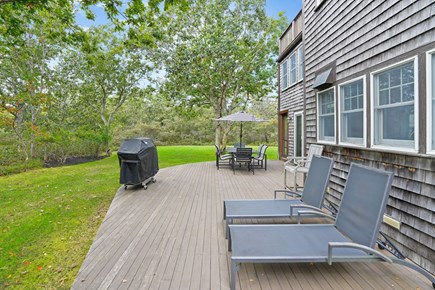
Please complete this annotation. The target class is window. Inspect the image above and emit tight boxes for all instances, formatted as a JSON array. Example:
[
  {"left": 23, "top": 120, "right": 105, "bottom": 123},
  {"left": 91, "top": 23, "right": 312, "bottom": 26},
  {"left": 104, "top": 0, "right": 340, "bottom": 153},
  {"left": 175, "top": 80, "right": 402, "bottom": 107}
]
[
  {"left": 290, "top": 52, "right": 297, "bottom": 85},
  {"left": 281, "top": 60, "right": 288, "bottom": 89},
  {"left": 317, "top": 88, "right": 335, "bottom": 143},
  {"left": 298, "top": 46, "right": 304, "bottom": 81},
  {"left": 427, "top": 51, "right": 435, "bottom": 154},
  {"left": 339, "top": 78, "right": 365, "bottom": 146},
  {"left": 372, "top": 59, "right": 418, "bottom": 151},
  {"left": 281, "top": 45, "right": 303, "bottom": 90}
]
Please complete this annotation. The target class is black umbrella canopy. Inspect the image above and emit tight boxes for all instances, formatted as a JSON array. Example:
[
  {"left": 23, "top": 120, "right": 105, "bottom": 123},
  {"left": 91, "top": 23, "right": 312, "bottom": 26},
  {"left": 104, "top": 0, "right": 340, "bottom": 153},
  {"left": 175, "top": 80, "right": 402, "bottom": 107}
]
[{"left": 216, "top": 111, "right": 264, "bottom": 146}]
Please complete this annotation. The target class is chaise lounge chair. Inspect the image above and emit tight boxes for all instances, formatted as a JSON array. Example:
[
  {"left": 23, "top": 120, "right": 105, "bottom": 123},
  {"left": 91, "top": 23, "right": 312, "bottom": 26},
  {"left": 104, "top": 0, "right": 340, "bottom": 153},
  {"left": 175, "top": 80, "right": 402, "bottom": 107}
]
[
  {"left": 223, "top": 155, "right": 334, "bottom": 250},
  {"left": 228, "top": 163, "right": 435, "bottom": 290}
]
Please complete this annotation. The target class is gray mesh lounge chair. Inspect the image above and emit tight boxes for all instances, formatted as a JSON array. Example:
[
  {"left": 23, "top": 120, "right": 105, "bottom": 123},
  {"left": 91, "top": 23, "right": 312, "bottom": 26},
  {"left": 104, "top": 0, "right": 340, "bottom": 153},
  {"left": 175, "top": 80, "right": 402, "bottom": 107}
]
[
  {"left": 224, "top": 155, "right": 334, "bottom": 250},
  {"left": 228, "top": 163, "right": 435, "bottom": 290}
]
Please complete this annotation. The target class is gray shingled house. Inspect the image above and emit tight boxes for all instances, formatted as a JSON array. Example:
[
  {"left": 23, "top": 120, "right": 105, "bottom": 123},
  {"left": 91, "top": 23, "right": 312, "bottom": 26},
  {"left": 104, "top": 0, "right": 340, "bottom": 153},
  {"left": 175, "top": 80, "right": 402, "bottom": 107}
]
[
  {"left": 278, "top": 11, "right": 304, "bottom": 159},
  {"left": 278, "top": 0, "right": 435, "bottom": 275}
]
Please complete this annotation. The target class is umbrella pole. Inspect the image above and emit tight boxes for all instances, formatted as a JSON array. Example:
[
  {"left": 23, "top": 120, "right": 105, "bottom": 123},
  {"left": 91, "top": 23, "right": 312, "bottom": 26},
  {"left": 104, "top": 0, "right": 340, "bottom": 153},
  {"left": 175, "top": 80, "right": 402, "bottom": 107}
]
[{"left": 240, "top": 122, "right": 243, "bottom": 147}]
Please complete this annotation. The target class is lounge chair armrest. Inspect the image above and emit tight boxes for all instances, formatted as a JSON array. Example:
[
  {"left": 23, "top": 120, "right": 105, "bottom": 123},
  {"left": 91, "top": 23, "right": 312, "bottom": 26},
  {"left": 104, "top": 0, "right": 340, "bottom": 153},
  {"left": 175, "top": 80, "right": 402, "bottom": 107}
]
[
  {"left": 273, "top": 189, "right": 302, "bottom": 199},
  {"left": 296, "top": 210, "right": 335, "bottom": 224},
  {"left": 289, "top": 204, "right": 322, "bottom": 216},
  {"left": 284, "top": 156, "right": 307, "bottom": 166},
  {"left": 327, "top": 242, "right": 393, "bottom": 265}
]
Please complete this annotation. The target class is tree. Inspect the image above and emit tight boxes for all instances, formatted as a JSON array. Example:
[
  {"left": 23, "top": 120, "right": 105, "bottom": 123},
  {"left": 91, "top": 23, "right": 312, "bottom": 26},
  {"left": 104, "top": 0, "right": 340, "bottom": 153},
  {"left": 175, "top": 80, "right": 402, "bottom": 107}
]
[
  {"left": 0, "top": 0, "right": 190, "bottom": 47},
  {"left": 154, "top": 0, "right": 287, "bottom": 147},
  {"left": 111, "top": 87, "right": 217, "bottom": 146},
  {"left": 59, "top": 26, "right": 152, "bottom": 151},
  {"left": 0, "top": 10, "right": 62, "bottom": 161}
]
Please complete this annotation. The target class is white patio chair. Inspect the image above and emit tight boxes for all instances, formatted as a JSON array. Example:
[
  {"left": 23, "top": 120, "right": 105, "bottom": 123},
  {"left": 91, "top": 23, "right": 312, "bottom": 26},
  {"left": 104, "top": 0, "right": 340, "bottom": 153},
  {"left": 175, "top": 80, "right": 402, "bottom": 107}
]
[
  {"left": 284, "top": 144, "right": 324, "bottom": 190},
  {"left": 215, "top": 144, "right": 233, "bottom": 170}
]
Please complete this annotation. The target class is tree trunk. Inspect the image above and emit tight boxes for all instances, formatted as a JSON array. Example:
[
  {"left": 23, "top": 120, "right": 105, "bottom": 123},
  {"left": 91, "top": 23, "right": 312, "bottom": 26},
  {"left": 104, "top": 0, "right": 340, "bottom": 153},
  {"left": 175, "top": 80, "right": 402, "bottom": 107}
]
[{"left": 215, "top": 123, "right": 221, "bottom": 148}]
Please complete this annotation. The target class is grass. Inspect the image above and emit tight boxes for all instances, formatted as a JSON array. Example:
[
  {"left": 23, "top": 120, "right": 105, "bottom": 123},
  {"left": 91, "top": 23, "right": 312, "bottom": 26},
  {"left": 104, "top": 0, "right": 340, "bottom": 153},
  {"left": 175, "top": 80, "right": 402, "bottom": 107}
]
[
  {"left": 0, "top": 159, "right": 44, "bottom": 176},
  {"left": 0, "top": 145, "right": 277, "bottom": 289}
]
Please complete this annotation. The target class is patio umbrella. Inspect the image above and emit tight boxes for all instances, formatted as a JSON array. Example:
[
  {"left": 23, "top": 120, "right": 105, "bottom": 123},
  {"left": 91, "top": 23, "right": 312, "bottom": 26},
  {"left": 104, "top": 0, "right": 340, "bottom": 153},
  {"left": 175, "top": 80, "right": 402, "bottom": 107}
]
[{"left": 216, "top": 111, "right": 264, "bottom": 146}]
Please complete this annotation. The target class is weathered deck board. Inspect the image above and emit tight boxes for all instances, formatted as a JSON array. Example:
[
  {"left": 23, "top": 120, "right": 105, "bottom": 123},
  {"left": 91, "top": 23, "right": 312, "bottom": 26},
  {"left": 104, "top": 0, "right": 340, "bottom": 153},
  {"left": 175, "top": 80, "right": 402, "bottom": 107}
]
[{"left": 72, "top": 161, "right": 433, "bottom": 290}]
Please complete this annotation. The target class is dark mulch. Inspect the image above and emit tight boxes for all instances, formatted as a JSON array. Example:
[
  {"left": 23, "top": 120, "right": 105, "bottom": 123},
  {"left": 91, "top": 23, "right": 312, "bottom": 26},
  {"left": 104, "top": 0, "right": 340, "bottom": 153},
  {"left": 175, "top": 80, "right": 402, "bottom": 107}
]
[{"left": 44, "top": 156, "right": 107, "bottom": 168}]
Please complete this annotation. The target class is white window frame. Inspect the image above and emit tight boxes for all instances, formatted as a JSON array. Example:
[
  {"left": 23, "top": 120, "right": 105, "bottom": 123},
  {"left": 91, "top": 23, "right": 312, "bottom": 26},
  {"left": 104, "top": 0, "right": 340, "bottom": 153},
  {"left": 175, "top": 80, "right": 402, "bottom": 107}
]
[
  {"left": 281, "top": 60, "right": 288, "bottom": 90},
  {"left": 426, "top": 49, "right": 435, "bottom": 155},
  {"left": 317, "top": 87, "right": 336, "bottom": 144},
  {"left": 370, "top": 57, "right": 419, "bottom": 153},
  {"left": 298, "top": 45, "right": 304, "bottom": 82},
  {"left": 289, "top": 52, "right": 297, "bottom": 86},
  {"left": 338, "top": 76, "right": 366, "bottom": 147}
]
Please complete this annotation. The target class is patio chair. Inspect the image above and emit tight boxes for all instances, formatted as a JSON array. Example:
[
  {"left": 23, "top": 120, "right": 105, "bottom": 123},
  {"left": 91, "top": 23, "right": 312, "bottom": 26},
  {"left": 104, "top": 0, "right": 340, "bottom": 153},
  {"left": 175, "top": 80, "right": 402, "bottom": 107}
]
[
  {"left": 214, "top": 144, "right": 233, "bottom": 170},
  {"left": 233, "top": 147, "right": 253, "bottom": 174},
  {"left": 284, "top": 144, "right": 324, "bottom": 190},
  {"left": 255, "top": 144, "right": 264, "bottom": 156},
  {"left": 228, "top": 163, "right": 435, "bottom": 290},
  {"left": 253, "top": 144, "right": 268, "bottom": 170},
  {"left": 224, "top": 155, "right": 333, "bottom": 250}
]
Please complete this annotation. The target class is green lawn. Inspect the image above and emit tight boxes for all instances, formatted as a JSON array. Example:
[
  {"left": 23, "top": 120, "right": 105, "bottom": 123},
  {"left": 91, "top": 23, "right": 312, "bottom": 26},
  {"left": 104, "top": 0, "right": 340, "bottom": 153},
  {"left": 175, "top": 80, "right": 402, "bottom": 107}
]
[{"left": 0, "top": 145, "right": 277, "bottom": 289}]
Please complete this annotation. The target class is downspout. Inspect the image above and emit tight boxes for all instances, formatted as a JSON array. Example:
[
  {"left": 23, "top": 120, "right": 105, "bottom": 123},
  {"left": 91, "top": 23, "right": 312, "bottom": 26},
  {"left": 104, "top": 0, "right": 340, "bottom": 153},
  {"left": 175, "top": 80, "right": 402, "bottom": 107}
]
[
  {"left": 277, "top": 58, "right": 281, "bottom": 159},
  {"left": 301, "top": 0, "right": 307, "bottom": 156}
]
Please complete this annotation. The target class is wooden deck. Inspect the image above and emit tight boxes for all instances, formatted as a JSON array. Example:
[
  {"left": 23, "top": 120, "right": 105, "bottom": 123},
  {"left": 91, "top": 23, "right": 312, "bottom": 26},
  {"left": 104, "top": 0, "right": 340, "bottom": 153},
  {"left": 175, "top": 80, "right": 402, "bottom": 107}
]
[{"left": 72, "top": 161, "right": 433, "bottom": 290}]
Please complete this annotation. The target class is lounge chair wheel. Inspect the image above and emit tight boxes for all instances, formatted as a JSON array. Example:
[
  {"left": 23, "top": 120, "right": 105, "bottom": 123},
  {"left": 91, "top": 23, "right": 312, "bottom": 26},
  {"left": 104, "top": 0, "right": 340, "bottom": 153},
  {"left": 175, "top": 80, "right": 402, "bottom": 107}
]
[
  {"left": 377, "top": 243, "right": 385, "bottom": 250},
  {"left": 144, "top": 185, "right": 148, "bottom": 190},
  {"left": 124, "top": 185, "right": 128, "bottom": 190}
]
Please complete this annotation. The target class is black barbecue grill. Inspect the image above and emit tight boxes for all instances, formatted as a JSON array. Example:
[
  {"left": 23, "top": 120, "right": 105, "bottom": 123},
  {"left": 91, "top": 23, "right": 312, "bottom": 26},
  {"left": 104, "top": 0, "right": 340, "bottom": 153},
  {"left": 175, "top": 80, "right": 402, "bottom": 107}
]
[{"left": 118, "top": 138, "right": 159, "bottom": 190}]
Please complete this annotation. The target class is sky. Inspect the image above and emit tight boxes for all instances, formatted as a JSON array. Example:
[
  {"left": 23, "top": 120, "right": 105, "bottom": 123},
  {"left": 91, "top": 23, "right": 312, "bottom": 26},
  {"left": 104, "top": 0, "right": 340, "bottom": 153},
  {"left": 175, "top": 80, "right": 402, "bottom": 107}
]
[
  {"left": 265, "top": 0, "right": 302, "bottom": 21},
  {"left": 75, "top": 0, "right": 303, "bottom": 28}
]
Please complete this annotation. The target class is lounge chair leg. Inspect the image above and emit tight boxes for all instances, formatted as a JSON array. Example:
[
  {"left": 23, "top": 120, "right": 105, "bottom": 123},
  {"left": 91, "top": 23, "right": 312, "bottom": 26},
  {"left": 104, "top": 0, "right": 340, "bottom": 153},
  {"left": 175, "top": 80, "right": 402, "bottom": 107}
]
[
  {"left": 223, "top": 202, "right": 226, "bottom": 220},
  {"left": 284, "top": 169, "right": 289, "bottom": 189},
  {"left": 230, "top": 260, "right": 239, "bottom": 290},
  {"left": 293, "top": 172, "right": 297, "bottom": 191},
  {"left": 225, "top": 218, "right": 231, "bottom": 239},
  {"left": 390, "top": 258, "right": 435, "bottom": 288},
  {"left": 228, "top": 231, "right": 232, "bottom": 251}
]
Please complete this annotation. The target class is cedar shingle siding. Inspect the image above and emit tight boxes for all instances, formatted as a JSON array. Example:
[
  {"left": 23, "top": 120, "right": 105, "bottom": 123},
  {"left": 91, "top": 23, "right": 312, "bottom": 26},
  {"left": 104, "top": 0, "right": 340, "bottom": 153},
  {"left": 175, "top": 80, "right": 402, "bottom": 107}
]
[
  {"left": 278, "top": 13, "right": 304, "bottom": 158},
  {"left": 280, "top": 82, "right": 304, "bottom": 157},
  {"left": 290, "top": 0, "right": 435, "bottom": 274}
]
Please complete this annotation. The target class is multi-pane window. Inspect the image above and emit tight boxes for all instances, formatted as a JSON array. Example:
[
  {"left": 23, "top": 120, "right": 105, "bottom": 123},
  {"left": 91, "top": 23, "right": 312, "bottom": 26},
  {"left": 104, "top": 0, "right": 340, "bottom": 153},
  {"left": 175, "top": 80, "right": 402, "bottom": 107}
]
[
  {"left": 318, "top": 88, "right": 335, "bottom": 142},
  {"left": 340, "top": 78, "right": 364, "bottom": 145},
  {"left": 280, "top": 45, "right": 303, "bottom": 91},
  {"left": 372, "top": 61, "right": 416, "bottom": 149},
  {"left": 290, "top": 52, "right": 297, "bottom": 85},
  {"left": 281, "top": 60, "right": 288, "bottom": 89},
  {"left": 298, "top": 46, "right": 304, "bottom": 81}
]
